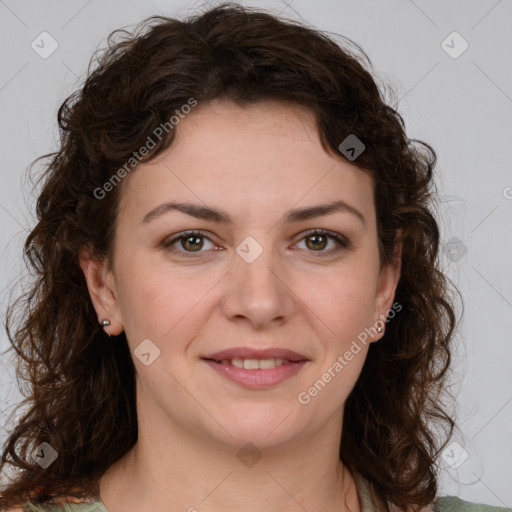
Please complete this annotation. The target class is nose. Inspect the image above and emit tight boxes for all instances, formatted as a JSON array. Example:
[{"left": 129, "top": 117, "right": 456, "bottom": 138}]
[{"left": 220, "top": 247, "right": 296, "bottom": 329}]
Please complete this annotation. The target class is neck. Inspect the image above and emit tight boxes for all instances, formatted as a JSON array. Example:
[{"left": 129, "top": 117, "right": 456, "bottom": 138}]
[{"left": 98, "top": 416, "right": 361, "bottom": 512}]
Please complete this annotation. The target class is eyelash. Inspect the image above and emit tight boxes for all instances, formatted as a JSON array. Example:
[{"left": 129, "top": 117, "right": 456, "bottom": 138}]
[{"left": 162, "top": 229, "right": 350, "bottom": 258}]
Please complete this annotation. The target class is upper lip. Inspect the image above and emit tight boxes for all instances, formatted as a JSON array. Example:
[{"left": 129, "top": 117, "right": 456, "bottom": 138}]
[{"left": 202, "top": 347, "right": 309, "bottom": 362}]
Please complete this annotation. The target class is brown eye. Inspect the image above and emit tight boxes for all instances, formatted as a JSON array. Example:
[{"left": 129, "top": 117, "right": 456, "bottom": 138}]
[
  {"left": 181, "top": 234, "right": 204, "bottom": 252},
  {"left": 294, "top": 229, "right": 350, "bottom": 256},
  {"left": 163, "top": 231, "right": 217, "bottom": 257},
  {"left": 305, "top": 234, "right": 328, "bottom": 250}
]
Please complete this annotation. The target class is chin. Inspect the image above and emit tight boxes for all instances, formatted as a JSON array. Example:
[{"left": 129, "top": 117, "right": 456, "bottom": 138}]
[{"left": 210, "top": 403, "right": 303, "bottom": 448}]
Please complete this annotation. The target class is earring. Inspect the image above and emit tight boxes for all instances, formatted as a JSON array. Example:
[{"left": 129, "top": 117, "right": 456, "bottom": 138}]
[
  {"left": 101, "top": 320, "right": 110, "bottom": 327},
  {"left": 377, "top": 326, "right": 383, "bottom": 333}
]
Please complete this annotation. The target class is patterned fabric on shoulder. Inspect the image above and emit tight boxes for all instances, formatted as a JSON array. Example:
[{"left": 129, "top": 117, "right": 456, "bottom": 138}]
[
  {"left": 435, "top": 496, "right": 512, "bottom": 512},
  {"left": 23, "top": 500, "right": 108, "bottom": 512}
]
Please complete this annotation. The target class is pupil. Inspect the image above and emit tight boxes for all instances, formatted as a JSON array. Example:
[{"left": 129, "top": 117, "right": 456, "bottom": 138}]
[
  {"left": 308, "top": 234, "right": 326, "bottom": 250},
  {"left": 184, "top": 236, "right": 202, "bottom": 251}
]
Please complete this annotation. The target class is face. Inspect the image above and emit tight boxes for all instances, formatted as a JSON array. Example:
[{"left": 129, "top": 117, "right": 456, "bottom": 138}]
[{"left": 81, "top": 99, "right": 400, "bottom": 451}]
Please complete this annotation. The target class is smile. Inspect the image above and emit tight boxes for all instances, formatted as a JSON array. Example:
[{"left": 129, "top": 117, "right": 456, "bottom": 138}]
[
  {"left": 202, "top": 358, "right": 308, "bottom": 389},
  {"left": 217, "top": 357, "right": 289, "bottom": 369}
]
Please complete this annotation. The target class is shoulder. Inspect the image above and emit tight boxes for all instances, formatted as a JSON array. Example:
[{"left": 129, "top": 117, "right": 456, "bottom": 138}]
[{"left": 435, "top": 496, "right": 512, "bottom": 512}]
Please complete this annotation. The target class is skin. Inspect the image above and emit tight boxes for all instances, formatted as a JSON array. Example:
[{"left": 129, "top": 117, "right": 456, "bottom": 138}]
[{"left": 80, "top": 99, "right": 401, "bottom": 512}]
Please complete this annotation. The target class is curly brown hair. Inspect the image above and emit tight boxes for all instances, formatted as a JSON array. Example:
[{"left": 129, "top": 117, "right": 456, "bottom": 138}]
[{"left": 0, "top": 3, "right": 458, "bottom": 510}]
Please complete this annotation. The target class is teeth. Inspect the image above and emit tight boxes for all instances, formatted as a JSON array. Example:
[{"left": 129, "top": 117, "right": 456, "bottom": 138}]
[
  {"left": 244, "top": 359, "right": 260, "bottom": 369},
  {"left": 225, "top": 358, "right": 288, "bottom": 369},
  {"left": 258, "top": 358, "right": 277, "bottom": 369}
]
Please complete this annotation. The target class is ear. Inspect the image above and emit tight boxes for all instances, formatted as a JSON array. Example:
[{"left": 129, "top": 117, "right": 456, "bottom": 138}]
[
  {"left": 372, "top": 237, "right": 402, "bottom": 341},
  {"left": 79, "top": 244, "right": 124, "bottom": 336}
]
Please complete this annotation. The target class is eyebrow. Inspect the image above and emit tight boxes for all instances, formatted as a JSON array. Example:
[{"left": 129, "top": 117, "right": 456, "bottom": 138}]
[{"left": 141, "top": 200, "right": 366, "bottom": 225}]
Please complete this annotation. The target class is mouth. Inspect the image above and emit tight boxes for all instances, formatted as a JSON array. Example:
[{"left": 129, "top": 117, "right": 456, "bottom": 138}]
[
  {"left": 202, "top": 357, "right": 301, "bottom": 369},
  {"left": 201, "top": 347, "right": 309, "bottom": 389},
  {"left": 202, "top": 346, "right": 309, "bottom": 363}
]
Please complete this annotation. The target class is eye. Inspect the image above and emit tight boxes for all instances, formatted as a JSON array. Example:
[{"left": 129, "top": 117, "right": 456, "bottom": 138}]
[
  {"left": 163, "top": 231, "right": 218, "bottom": 257},
  {"left": 293, "top": 229, "right": 350, "bottom": 255},
  {"left": 162, "top": 229, "right": 350, "bottom": 258}
]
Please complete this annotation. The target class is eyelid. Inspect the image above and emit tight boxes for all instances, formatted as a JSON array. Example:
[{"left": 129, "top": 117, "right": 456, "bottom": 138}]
[
  {"left": 297, "top": 228, "right": 348, "bottom": 242},
  {"left": 292, "top": 228, "right": 350, "bottom": 255},
  {"left": 162, "top": 230, "right": 219, "bottom": 258}
]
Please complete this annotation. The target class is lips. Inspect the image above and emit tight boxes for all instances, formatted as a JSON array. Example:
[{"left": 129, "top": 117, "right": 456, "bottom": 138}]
[
  {"left": 201, "top": 347, "right": 309, "bottom": 389},
  {"left": 202, "top": 347, "right": 309, "bottom": 363},
  {"left": 203, "top": 360, "right": 307, "bottom": 389}
]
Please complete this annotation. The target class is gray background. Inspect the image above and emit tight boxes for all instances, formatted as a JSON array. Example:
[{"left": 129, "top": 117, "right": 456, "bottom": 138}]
[{"left": 0, "top": 0, "right": 511, "bottom": 506}]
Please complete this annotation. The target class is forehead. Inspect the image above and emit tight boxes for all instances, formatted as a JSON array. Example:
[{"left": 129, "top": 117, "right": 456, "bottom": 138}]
[
  {"left": 118, "top": 99, "right": 375, "bottom": 225},
  {"left": 174, "top": 98, "right": 327, "bottom": 157}
]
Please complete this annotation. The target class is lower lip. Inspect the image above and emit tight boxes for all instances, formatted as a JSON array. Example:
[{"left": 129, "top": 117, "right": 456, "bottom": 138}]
[{"left": 203, "top": 359, "right": 308, "bottom": 389}]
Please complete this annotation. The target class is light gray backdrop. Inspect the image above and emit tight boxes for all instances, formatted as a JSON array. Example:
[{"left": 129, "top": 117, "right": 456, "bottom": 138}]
[{"left": 0, "top": 0, "right": 511, "bottom": 506}]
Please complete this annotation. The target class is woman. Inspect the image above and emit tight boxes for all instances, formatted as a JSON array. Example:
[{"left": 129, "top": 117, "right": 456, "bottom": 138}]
[{"left": 0, "top": 3, "right": 508, "bottom": 512}]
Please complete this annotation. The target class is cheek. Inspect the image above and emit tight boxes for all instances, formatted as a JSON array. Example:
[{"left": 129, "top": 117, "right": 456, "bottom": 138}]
[
  {"left": 296, "top": 273, "right": 377, "bottom": 409},
  {"left": 115, "top": 255, "right": 216, "bottom": 345},
  {"left": 303, "top": 261, "right": 379, "bottom": 333},
  {"left": 322, "top": 289, "right": 377, "bottom": 354}
]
